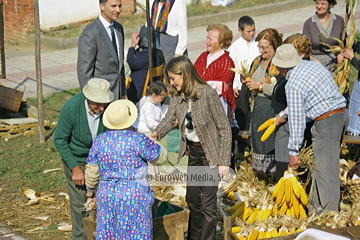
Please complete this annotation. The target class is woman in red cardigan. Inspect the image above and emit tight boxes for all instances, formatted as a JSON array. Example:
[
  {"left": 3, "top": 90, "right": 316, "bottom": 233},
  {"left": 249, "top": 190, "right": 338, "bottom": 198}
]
[{"left": 194, "top": 24, "right": 235, "bottom": 121}]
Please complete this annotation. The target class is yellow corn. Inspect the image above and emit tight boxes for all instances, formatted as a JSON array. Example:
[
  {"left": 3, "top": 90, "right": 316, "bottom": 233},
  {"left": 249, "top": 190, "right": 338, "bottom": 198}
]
[
  {"left": 275, "top": 180, "right": 285, "bottom": 205},
  {"left": 271, "top": 229, "right": 279, "bottom": 237},
  {"left": 292, "top": 192, "right": 300, "bottom": 217},
  {"left": 258, "top": 230, "right": 266, "bottom": 240},
  {"left": 249, "top": 228, "right": 259, "bottom": 240},
  {"left": 257, "top": 208, "right": 265, "bottom": 221},
  {"left": 290, "top": 205, "right": 296, "bottom": 218},
  {"left": 285, "top": 207, "right": 291, "bottom": 216},
  {"left": 272, "top": 176, "right": 284, "bottom": 198},
  {"left": 271, "top": 203, "right": 277, "bottom": 217},
  {"left": 241, "top": 205, "right": 252, "bottom": 221},
  {"left": 299, "top": 204, "right": 307, "bottom": 220},
  {"left": 246, "top": 209, "right": 259, "bottom": 223},
  {"left": 257, "top": 117, "right": 275, "bottom": 131},
  {"left": 260, "top": 123, "right": 276, "bottom": 142},
  {"left": 231, "top": 202, "right": 245, "bottom": 221},
  {"left": 290, "top": 175, "right": 300, "bottom": 198},
  {"left": 232, "top": 227, "right": 241, "bottom": 233},
  {"left": 228, "top": 201, "right": 245, "bottom": 214},
  {"left": 262, "top": 204, "right": 273, "bottom": 220},
  {"left": 228, "top": 191, "right": 237, "bottom": 201},
  {"left": 284, "top": 178, "right": 291, "bottom": 204},
  {"left": 237, "top": 236, "right": 247, "bottom": 240},
  {"left": 299, "top": 184, "right": 308, "bottom": 205},
  {"left": 278, "top": 201, "right": 287, "bottom": 215},
  {"left": 265, "top": 230, "right": 272, "bottom": 239},
  {"left": 279, "top": 226, "right": 288, "bottom": 236}
]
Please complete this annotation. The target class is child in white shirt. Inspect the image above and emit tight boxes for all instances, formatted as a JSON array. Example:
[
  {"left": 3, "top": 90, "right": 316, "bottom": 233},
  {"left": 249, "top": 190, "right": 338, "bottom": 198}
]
[{"left": 135, "top": 81, "right": 168, "bottom": 133}]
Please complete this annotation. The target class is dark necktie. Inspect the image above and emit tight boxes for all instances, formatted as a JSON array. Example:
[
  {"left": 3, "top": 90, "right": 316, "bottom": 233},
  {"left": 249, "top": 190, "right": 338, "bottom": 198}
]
[{"left": 109, "top": 25, "right": 118, "bottom": 58}]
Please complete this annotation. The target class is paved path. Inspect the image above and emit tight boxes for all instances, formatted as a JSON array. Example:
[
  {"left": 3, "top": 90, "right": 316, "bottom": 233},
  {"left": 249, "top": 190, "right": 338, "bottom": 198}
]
[{"left": 2, "top": 0, "right": 360, "bottom": 99}]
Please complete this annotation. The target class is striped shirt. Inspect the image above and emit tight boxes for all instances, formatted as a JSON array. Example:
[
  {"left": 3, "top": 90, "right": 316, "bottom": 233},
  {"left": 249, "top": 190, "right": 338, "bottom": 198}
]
[{"left": 285, "top": 60, "right": 346, "bottom": 156}]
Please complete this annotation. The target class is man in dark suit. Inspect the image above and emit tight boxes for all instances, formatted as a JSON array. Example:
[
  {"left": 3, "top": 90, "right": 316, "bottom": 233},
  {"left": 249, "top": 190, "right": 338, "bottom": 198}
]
[{"left": 77, "top": 0, "right": 126, "bottom": 100}]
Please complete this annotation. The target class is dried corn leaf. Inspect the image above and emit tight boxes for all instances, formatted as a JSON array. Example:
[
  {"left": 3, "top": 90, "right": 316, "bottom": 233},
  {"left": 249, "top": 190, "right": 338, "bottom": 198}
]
[
  {"left": 319, "top": 33, "right": 344, "bottom": 54},
  {"left": 43, "top": 168, "right": 61, "bottom": 173},
  {"left": 21, "top": 187, "right": 41, "bottom": 200}
]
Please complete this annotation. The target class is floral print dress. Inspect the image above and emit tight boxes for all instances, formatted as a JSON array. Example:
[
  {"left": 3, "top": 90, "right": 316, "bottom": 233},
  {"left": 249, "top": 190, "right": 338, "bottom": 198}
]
[{"left": 87, "top": 129, "right": 161, "bottom": 240}]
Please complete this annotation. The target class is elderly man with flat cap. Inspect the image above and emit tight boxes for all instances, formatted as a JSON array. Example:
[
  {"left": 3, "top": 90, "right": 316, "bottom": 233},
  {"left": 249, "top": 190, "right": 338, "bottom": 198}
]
[
  {"left": 272, "top": 44, "right": 349, "bottom": 214},
  {"left": 54, "top": 78, "right": 114, "bottom": 239}
]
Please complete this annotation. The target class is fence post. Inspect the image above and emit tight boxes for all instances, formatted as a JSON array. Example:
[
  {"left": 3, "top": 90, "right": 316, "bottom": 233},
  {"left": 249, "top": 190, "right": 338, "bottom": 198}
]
[{"left": 0, "top": 0, "right": 6, "bottom": 79}]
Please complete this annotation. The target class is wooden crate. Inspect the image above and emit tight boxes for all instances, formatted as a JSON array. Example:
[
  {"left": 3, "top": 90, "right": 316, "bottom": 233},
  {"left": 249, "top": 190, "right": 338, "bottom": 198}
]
[
  {"left": 83, "top": 199, "right": 189, "bottom": 240},
  {"left": 0, "top": 84, "right": 24, "bottom": 112}
]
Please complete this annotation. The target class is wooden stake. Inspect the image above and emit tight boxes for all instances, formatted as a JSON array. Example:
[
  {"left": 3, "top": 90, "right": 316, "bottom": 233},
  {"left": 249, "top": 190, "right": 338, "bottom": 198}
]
[{"left": 34, "top": 0, "right": 45, "bottom": 143}]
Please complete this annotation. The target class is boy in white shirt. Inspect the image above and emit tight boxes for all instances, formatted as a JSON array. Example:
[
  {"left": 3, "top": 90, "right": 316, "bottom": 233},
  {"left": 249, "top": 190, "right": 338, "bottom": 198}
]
[{"left": 228, "top": 16, "right": 260, "bottom": 157}]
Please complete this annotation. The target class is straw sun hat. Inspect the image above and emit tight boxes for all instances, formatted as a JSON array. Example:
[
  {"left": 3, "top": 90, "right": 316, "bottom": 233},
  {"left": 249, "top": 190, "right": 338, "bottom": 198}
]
[
  {"left": 272, "top": 44, "right": 302, "bottom": 68},
  {"left": 103, "top": 100, "right": 138, "bottom": 130},
  {"left": 83, "top": 78, "right": 114, "bottom": 103}
]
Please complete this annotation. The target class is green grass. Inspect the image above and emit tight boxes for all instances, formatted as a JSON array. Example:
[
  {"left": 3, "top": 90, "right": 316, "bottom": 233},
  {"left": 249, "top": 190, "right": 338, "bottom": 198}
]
[
  {"left": 42, "top": 0, "right": 284, "bottom": 38},
  {"left": 0, "top": 89, "right": 79, "bottom": 240}
]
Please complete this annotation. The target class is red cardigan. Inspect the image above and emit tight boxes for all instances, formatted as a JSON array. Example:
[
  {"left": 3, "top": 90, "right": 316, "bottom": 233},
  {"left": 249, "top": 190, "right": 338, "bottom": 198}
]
[{"left": 194, "top": 51, "right": 236, "bottom": 110}]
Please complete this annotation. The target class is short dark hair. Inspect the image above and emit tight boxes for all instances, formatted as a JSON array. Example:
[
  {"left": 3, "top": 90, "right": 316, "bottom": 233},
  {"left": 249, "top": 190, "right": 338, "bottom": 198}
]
[
  {"left": 99, "top": 0, "right": 107, "bottom": 4},
  {"left": 238, "top": 16, "right": 255, "bottom": 31}
]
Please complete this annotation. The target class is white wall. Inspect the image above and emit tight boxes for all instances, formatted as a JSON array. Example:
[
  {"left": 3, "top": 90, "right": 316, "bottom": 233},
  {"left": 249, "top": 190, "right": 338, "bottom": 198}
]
[{"left": 39, "top": 0, "right": 99, "bottom": 30}]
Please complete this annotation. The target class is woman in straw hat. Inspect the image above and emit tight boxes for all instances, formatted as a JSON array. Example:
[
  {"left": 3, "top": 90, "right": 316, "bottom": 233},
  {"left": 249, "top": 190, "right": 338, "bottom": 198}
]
[
  {"left": 85, "top": 99, "right": 166, "bottom": 239},
  {"left": 152, "top": 56, "right": 232, "bottom": 240}
]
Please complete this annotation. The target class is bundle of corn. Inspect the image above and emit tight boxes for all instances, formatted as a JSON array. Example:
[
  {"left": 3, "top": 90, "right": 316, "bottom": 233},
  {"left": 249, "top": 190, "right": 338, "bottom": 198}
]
[
  {"left": 230, "top": 60, "right": 250, "bottom": 77},
  {"left": 257, "top": 118, "right": 276, "bottom": 142},
  {"left": 232, "top": 215, "right": 308, "bottom": 239},
  {"left": 332, "top": 0, "right": 358, "bottom": 94},
  {"left": 272, "top": 169, "right": 308, "bottom": 220}
]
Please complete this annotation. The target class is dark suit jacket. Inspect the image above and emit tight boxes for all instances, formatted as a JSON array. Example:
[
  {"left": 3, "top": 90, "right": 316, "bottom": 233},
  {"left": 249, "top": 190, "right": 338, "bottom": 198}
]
[
  {"left": 126, "top": 47, "right": 165, "bottom": 103},
  {"left": 77, "top": 17, "right": 125, "bottom": 100}
]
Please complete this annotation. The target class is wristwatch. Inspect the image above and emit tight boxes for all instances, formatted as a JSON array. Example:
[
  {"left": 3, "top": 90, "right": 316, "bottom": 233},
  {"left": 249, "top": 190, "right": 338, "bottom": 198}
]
[{"left": 259, "top": 83, "right": 264, "bottom": 91}]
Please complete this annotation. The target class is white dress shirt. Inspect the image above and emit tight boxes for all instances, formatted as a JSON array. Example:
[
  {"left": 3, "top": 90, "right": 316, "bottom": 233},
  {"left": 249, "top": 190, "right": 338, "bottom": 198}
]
[
  {"left": 99, "top": 14, "right": 119, "bottom": 60},
  {"left": 228, "top": 36, "right": 260, "bottom": 90}
]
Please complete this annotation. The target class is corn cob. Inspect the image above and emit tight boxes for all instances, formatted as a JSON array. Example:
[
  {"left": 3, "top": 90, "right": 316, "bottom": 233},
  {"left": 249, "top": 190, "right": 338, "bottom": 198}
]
[
  {"left": 271, "top": 228, "right": 279, "bottom": 237},
  {"left": 292, "top": 192, "right": 300, "bottom": 217},
  {"left": 278, "top": 201, "right": 287, "bottom": 215},
  {"left": 241, "top": 205, "right": 253, "bottom": 221},
  {"left": 265, "top": 230, "right": 272, "bottom": 239},
  {"left": 246, "top": 208, "right": 259, "bottom": 223},
  {"left": 257, "top": 118, "right": 275, "bottom": 131},
  {"left": 297, "top": 223, "right": 307, "bottom": 232},
  {"left": 299, "top": 204, "right": 307, "bottom": 220},
  {"left": 262, "top": 203, "right": 273, "bottom": 220},
  {"left": 231, "top": 202, "right": 246, "bottom": 221},
  {"left": 237, "top": 235, "right": 247, "bottom": 240},
  {"left": 290, "top": 175, "right": 300, "bottom": 198},
  {"left": 228, "top": 201, "right": 245, "bottom": 214},
  {"left": 249, "top": 227, "right": 259, "bottom": 240},
  {"left": 228, "top": 191, "right": 237, "bottom": 201},
  {"left": 272, "top": 176, "right": 284, "bottom": 198},
  {"left": 284, "top": 177, "right": 292, "bottom": 204},
  {"left": 260, "top": 123, "right": 276, "bottom": 142},
  {"left": 258, "top": 227, "right": 266, "bottom": 239},
  {"left": 279, "top": 226, "right": 288, "bottom": 236},
  {"left": 276, "top": 180, "right": 285, "bottom": 205},
  {"left": 299, "top": 184, "right": 308, "bottom": 205},
  {"left": 232, "top": 227, "right": 241, "bottom": 233}
]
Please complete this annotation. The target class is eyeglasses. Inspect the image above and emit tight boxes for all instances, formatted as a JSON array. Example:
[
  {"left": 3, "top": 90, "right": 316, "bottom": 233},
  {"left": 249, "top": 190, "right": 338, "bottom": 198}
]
[
  {"left": 258, "top": 45, "right": 271, "bottom": 51},
  {"left": 185, "top": 112, "right": 193, "bottom": 130}
]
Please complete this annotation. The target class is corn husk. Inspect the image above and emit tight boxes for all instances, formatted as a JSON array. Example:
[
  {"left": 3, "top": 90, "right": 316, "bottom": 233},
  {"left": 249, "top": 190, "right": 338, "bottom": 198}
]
[{"left": 333, "top": 0, "right": 358, "bottom": 94}]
